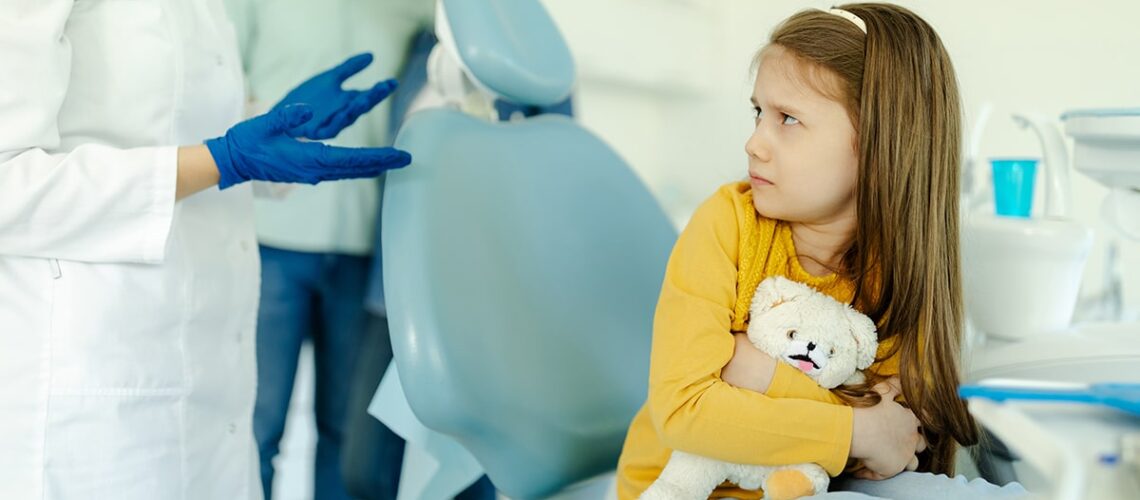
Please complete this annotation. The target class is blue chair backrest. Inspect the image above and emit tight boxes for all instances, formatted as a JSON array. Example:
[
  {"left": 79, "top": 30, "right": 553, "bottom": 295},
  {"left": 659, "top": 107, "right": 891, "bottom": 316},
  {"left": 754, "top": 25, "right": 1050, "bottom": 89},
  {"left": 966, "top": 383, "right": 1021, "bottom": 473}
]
[{"left": 381, "top": 106, "right": 676, "bottom": 498}]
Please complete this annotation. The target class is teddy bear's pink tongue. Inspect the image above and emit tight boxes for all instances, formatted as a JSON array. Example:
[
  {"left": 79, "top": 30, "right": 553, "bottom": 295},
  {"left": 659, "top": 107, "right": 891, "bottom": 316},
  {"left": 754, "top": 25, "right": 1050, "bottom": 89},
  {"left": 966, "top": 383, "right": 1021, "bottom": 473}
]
[{"left": 797, "top": 360, "right": 814, "bottom": 372}]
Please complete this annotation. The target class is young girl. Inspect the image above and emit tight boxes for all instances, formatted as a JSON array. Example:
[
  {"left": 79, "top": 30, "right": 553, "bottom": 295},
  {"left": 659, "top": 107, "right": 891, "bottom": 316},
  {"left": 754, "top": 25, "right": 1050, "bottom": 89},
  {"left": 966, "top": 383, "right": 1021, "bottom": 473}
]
[{"left": 616, "top": 4, "right": 1028, "bottom": 499}]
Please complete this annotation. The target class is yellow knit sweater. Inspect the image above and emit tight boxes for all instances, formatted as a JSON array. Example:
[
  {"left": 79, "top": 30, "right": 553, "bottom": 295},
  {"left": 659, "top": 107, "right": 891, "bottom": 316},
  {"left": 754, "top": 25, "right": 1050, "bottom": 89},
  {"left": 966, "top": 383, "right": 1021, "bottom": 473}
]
[{"left": 615, "top": 182, "right": 900, "bottom": 499}]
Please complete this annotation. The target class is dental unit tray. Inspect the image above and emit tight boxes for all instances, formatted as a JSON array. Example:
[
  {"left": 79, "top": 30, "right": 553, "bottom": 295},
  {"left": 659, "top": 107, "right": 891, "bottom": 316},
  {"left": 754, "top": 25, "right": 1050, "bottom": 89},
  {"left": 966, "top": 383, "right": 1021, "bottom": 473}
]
[
  {"left": 1061, "top": 107, "right": 1140, "bottom": 190},
  {"left": 959, "top": 379, "right": 1140, "bottom": 416}
]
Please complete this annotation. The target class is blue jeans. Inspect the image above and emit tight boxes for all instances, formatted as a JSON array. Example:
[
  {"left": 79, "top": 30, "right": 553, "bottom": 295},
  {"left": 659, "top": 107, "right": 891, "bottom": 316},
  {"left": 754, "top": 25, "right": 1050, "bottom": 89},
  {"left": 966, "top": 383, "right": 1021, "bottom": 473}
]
[
  {"left": 254, "top": 246, "right": 372, "bottom": 500},
  {"left": 341, "top": 313, "right": 497, "bottom": 499}
]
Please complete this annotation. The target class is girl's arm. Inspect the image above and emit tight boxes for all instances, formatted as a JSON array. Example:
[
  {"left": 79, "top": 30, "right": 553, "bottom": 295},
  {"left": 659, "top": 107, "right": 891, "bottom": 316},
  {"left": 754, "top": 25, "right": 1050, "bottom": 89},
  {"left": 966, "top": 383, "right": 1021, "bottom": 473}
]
[
  {"left": 646, "top": 186, "right": 853, "bottom": 476},
  {"left": 722, "top": 332, "right": 845, "bottom": 403},
  {"left": 720, "top": 332, "right": 778, "bottom": 392}
]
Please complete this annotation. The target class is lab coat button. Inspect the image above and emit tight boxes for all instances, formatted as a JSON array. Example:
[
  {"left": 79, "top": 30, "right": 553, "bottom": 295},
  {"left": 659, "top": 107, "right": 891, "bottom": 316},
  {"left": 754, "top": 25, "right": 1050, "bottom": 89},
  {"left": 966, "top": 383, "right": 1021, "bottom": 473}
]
[
  {"left": 228, "top": 423, "right": 237, "bottom": 434},
  {"left": 239, "top": 240, "right": 250, "bottom": 252}
]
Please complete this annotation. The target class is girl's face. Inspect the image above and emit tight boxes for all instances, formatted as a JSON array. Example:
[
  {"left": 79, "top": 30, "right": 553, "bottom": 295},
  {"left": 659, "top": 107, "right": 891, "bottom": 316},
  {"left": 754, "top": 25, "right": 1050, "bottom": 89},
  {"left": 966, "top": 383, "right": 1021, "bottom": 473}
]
[{"left": 746, "top": 46, "right": 859, "bottom": 225}]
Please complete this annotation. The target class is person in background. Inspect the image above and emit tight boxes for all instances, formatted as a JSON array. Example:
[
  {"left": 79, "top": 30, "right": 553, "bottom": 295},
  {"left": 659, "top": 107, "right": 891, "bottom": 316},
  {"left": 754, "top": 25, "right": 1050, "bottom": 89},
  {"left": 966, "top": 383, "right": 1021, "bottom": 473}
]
[{"left": 226, "top": 1, "right": 495, "bottom": 498}]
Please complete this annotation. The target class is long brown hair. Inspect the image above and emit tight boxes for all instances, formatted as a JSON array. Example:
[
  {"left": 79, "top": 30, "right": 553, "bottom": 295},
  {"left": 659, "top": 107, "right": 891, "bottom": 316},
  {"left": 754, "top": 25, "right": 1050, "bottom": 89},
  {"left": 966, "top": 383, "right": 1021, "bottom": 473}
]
[{"left": 759, "top": 3, "right": 979, "bottom": 474}]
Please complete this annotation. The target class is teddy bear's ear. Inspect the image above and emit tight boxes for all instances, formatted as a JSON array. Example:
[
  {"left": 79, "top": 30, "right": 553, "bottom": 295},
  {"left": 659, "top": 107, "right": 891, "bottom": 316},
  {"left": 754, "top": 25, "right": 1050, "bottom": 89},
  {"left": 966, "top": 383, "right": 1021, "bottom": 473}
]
[
  {"left": 750, "top": 276, "right": 812, "bottom": 316},
  {"left": 846, "top": 308, "right": 879, "bottom": 369}
]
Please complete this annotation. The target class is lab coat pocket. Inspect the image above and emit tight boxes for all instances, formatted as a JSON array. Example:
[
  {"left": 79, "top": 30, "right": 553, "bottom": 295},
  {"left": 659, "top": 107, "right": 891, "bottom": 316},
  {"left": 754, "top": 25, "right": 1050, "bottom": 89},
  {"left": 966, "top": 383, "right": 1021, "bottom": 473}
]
[
  {"left": 44, "top": 392, "right": 184, "bottom": 499},
  {"left": 49, "top": 258, "right": 187, "bottom": 391}
]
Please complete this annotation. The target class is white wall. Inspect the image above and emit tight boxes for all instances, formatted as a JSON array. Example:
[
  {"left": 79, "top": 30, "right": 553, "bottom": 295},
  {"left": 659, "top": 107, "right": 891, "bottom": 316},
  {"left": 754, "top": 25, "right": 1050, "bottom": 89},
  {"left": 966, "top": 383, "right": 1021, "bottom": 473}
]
[{"left": 544, "top": 0, "right": 1140, "bottom": 317}]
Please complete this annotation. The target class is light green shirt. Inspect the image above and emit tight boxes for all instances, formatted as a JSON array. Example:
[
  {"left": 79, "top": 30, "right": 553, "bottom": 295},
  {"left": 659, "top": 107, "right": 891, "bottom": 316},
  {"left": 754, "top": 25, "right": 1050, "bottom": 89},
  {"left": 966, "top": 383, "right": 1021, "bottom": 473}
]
[{"left": 226, "top": 0, "right": 433, "bottom": 255}]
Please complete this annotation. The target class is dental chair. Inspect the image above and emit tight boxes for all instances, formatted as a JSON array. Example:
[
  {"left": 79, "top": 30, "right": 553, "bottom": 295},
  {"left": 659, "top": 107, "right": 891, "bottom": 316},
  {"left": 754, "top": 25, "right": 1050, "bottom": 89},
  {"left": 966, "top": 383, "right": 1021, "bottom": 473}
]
[{"left": 379, "top": 0, "right": 678, "bottom": 498}]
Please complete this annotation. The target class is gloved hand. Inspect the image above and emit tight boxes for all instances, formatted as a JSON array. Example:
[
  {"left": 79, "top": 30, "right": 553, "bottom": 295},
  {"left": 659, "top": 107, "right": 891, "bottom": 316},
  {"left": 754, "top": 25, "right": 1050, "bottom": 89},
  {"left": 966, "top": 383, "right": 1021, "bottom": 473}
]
[
  {"left": 272, "top": 52, "right": 396, "bottom": 140},
  {"left": 205, "top": 104, "right": 411, "bottom": 189}
]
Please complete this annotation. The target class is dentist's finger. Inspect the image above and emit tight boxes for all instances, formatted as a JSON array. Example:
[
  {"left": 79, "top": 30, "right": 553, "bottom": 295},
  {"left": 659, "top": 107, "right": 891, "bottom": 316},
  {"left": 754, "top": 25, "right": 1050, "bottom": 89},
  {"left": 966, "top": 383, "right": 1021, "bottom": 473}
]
[{"left": 331, "top": 52, "right": 374, "bottom": 84}]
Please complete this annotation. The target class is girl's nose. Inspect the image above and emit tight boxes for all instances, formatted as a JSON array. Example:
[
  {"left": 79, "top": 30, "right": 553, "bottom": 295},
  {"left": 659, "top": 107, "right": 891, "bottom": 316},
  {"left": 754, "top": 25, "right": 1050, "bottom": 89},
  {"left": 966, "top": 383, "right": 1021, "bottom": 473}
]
[{"left": 745, "top": 127, "right": 771, "bottom": 162}]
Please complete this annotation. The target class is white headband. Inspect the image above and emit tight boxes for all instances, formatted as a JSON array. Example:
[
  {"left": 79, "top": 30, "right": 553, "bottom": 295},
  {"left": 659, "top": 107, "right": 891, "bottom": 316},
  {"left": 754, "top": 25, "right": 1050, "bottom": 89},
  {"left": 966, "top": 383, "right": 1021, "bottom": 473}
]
[{"left": 825, "top": 8, "right": 867, "bottom": 34}]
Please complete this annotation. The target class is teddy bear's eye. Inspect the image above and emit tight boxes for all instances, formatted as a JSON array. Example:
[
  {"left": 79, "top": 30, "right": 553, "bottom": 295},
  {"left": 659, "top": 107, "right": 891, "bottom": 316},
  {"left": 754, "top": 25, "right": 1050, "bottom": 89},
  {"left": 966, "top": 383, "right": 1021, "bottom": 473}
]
[
  {"left": 829, "top": 348, "right": 836, "bottom": 356},
  {"left": 786, "top": 329, "right": 796, "bottom": 339}
]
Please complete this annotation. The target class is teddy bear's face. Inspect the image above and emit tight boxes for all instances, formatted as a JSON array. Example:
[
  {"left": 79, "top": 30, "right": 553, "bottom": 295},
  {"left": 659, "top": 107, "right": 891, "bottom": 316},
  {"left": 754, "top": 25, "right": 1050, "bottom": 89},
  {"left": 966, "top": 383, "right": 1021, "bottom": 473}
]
[{"left": 747, "top": 276, "right": 878, "bottom": 389}]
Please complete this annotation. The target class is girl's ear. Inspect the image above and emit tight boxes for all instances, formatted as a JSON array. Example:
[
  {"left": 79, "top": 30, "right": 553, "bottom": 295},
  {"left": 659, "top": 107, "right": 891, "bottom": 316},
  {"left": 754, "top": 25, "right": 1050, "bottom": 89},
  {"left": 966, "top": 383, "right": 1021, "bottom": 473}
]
[
  {"left": 751, "top": 276, "right": 812, "bottom": 316},
  {"left": 846, "top": 308, "right": 879, "bottom": 368}
]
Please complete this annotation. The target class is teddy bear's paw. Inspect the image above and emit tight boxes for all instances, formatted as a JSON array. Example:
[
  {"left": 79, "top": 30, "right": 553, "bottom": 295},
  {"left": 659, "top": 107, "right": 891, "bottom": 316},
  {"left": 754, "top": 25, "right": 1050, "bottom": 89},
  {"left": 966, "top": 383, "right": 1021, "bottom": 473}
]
[
  {"left": 763, "top": 469, "right": 815, "bottom": 500},
  {"left": 638, "top": 481, "right": 690, "bottom": 500},
  {"left": 726, "top": 464, "right": 765, "bottom": 490},
  {"left": 737, "top": 478, "right": 762, "bottom": 490}
]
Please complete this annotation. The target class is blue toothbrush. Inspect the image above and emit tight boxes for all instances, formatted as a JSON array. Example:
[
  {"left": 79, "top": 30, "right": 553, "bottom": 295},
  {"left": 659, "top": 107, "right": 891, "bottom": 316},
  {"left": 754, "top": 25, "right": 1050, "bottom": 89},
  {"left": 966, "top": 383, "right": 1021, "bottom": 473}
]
[{"left": 959, "top": 380, "right": 1140, "bottom": 416}]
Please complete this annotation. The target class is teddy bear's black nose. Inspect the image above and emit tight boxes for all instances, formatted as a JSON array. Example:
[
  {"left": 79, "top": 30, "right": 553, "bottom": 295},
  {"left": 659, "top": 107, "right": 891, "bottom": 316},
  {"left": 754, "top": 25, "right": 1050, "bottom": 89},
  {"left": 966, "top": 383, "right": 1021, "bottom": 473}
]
[{"left": 807, "top": 342, "right": 816, "bottom": 351}]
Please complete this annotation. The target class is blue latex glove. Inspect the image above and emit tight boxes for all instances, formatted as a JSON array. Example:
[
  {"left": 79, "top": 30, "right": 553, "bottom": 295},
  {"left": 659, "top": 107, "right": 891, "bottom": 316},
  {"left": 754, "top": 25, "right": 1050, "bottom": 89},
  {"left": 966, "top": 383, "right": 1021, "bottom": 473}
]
[
  {"left": 205, "top": 104, "right": 411, "bottom": 189},
  {"left": 273, "top": 52, "right": 396, "bottom": 140}
]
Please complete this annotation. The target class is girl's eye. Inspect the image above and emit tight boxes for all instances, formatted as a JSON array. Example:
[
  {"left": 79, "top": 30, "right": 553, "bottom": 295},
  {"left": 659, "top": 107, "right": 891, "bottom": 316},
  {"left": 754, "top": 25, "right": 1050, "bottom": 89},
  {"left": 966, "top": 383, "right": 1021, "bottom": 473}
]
[{"left": 753, "top": 106, "right": 799, "bottom": 126}]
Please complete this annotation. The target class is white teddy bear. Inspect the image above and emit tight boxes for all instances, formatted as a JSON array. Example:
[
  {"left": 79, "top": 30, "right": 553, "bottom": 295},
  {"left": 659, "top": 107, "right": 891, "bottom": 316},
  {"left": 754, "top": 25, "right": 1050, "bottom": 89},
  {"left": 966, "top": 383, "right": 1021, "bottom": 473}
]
[{"left": 640, "top": 275, "right": 878, "bottom": 500}]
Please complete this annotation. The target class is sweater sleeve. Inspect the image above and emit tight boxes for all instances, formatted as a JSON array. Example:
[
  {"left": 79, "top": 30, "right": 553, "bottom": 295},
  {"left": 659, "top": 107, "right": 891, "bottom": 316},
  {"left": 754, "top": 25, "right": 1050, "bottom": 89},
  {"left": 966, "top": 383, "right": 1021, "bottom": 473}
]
[
  {"left": 765, "top": 362, "right": 846, "bottom": 404},
  {"left": 646, "top": 186, "right": 853, "bottom": 476}
]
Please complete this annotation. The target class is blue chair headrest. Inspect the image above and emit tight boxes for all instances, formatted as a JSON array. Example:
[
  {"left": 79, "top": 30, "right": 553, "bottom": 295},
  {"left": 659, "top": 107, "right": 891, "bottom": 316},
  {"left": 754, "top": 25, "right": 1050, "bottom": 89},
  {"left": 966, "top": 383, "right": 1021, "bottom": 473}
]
[{"left": 435, "top": 0, "right": 576, "bottom": 107}]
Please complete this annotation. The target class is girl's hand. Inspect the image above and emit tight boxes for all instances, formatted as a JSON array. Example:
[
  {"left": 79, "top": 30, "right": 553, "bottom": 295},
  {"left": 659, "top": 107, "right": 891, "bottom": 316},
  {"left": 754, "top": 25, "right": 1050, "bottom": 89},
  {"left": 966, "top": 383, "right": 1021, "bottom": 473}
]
[
  {"left": 720, "top": 332, "right": 778, "bottom": 393},
  {"left": 849, "top": 377, "right": 926, "bottom": 480}
]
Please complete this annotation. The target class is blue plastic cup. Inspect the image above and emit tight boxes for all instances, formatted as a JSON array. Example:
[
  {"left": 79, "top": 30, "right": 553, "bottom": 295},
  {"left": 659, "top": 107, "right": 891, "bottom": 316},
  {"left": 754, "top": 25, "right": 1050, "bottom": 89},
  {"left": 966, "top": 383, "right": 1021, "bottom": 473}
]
[{"left": 990, "top": 158, "right": 1038, "bottom": 218}]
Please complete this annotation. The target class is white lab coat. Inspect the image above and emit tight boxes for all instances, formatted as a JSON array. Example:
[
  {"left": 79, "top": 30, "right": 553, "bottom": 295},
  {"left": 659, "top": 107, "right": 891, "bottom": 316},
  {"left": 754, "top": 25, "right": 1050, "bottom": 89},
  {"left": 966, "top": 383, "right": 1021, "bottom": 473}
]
[{"left": 0, "top": 1, "right": 261, "bottom": 498}]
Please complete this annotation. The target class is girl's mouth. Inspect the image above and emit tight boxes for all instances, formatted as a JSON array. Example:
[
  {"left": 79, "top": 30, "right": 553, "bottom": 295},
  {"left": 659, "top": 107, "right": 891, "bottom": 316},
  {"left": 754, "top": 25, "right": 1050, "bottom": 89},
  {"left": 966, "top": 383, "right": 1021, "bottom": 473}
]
[{"left": 750, "top": 174, "right": 773, "bottom": 186}]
